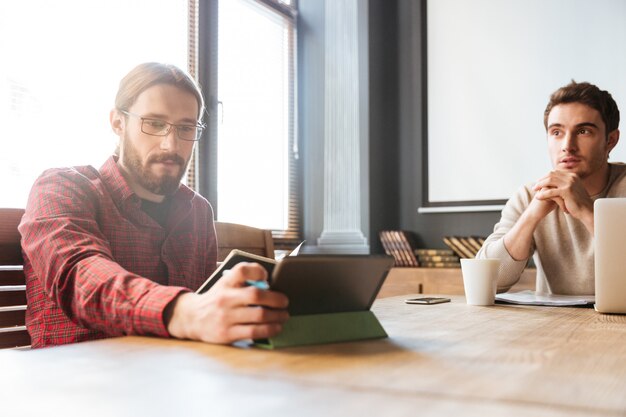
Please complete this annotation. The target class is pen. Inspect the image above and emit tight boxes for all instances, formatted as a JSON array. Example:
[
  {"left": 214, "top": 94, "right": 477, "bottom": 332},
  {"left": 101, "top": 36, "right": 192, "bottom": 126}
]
[{"left": 245, "top": 280, "right": 270, "bottom": 290}]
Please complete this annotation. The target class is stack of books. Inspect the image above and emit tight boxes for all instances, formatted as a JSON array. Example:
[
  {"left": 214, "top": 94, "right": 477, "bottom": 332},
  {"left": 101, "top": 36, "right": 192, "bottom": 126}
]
[
  {"left": 379, "top": 230, "right": 419, "bottom": 267},
  {"left": 379, "top": 232, "right": 487, "bottom": 268},
  {"left": 442, "top": 236, "right": 485, "bottom": 259},
  {"left": 414, "top": 248, "right": 460, "bottom": 268}
]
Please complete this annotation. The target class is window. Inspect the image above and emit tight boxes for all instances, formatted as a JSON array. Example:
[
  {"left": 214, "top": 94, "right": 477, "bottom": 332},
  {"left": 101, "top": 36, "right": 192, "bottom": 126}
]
[
  {"left": 206, "top": 0, "right": 300, "bottom": 244},
  {"left": 0, "top": 1, "right": 190, "bottom": 208}
]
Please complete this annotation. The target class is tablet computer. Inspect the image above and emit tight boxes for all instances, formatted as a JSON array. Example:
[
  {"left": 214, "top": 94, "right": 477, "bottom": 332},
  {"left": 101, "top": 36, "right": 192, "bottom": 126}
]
[{"left": 269, "top": 255, "right": 394, "bottom": 315}]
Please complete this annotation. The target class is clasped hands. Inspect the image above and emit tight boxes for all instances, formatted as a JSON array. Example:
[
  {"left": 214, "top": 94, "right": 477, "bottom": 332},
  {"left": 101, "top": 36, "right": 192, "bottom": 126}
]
[
  {"left": 166, "top": 262, "right": 289, "bottom": 344},
  {"left": 530, "top": 170, "right": 594, "bottom": 232}
]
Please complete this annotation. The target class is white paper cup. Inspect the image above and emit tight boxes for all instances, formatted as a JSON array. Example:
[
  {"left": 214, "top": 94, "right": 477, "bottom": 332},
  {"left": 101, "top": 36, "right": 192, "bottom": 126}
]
[{"left": 460, "top": 258, "right": 500, "bottom": 306}]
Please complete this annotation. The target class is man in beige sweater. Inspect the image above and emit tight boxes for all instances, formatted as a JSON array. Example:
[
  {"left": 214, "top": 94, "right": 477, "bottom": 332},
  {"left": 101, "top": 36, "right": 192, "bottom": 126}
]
[{"left": 477, "top": 81, "right": 626, "bottom": 295}]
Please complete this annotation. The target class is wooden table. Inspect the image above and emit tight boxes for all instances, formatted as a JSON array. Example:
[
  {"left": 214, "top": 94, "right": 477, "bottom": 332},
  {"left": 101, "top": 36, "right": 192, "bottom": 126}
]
[{"left": 2, "top": 296, "right": 625, "bottom": 417}]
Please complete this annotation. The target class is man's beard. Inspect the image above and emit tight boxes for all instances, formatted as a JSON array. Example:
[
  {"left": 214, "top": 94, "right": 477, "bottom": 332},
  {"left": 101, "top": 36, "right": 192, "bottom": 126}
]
[{"left": 121, "top": 132, "right": 189, "bottom": 196}]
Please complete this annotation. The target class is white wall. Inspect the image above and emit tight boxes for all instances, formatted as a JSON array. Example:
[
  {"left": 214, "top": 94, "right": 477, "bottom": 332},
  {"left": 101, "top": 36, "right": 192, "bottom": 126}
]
[{"left": 427, "top": 0, "right": 626, "bottom": 204}]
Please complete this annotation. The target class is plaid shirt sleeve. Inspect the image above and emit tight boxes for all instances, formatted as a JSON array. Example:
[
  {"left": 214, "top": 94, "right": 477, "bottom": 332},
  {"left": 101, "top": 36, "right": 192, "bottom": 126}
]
[{"left": 19, "top": 168, "right": 188, "bottom": 338}]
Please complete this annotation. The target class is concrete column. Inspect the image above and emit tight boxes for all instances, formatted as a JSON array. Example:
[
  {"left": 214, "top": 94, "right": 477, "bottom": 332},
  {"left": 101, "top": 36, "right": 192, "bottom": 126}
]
[{"left": 315, "top": 0, "right": 369, "bottom": 254}]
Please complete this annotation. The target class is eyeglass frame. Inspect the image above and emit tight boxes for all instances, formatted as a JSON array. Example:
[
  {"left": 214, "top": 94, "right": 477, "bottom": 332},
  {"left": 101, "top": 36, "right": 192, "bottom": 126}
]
[{"left": 118, "top": 109, "right": 206, "bottom": 142}]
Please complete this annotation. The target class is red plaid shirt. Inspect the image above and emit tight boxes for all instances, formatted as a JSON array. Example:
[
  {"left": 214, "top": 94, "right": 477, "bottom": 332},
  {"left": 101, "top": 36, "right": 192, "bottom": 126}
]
[{"left": 19, "top": 156, "right": 217, "bottom": 348}]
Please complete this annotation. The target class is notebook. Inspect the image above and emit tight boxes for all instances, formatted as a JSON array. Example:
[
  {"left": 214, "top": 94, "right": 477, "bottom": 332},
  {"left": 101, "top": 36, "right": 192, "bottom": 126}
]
[{"left": 594, "top": 198, "right": 626, "bottom": 314}]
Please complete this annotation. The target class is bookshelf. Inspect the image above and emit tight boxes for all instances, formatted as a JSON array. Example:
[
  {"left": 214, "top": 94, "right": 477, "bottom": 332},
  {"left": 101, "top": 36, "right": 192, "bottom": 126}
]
[{"left": 377, "top": 268, "right": 536, "bottom": 299}]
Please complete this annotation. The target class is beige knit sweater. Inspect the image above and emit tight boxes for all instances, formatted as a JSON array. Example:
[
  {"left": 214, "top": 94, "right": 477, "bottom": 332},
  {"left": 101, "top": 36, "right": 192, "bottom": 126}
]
[{"left": 477, "top": 163, "right": 626, "bottom": 295}]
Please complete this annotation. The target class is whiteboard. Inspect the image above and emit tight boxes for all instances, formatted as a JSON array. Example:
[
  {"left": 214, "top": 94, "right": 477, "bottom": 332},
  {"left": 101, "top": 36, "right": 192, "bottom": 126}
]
[{"left": 427, "top": 0, "right": 626, "bottom": 204}]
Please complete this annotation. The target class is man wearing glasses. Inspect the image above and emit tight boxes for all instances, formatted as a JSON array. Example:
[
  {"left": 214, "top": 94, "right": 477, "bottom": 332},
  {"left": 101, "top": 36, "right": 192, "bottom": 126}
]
[{"left": 19, "top": 63, "right": 289, "bottom": 348}]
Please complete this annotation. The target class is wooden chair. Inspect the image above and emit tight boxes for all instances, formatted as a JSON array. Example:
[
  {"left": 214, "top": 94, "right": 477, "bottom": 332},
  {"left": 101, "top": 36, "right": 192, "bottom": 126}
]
[
  {"left": 0, "top": 208, "right": 31, "bottom": 349},
  {"left": 214, "top": 222, "right": 275, "bottom": 262}
]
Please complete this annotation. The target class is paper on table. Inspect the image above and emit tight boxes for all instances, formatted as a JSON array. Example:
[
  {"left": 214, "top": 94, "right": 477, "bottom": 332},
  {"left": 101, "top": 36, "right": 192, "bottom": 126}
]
[
  {"left": 289, "top": 241, "right": 305, "bottom": 256},
  {"left": 495, "top": 290, "right": 595, "bottom": 306},
  {"left": 275, "top": 241, "right": 306, "bottom": 261}
]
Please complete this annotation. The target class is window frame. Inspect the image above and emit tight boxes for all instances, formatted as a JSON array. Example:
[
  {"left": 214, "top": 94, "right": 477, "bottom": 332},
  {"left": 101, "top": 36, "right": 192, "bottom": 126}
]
[{"left": 196, "top": 0, "right": 302, "bottom": 248}]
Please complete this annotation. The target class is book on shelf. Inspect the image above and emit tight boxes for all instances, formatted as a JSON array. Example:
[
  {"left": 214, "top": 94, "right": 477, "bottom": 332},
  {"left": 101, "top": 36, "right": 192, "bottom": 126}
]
[
  {"left": 417, "top": 254, "right": 459, "bottom": 263},
  {"left": 390, "top": 231, "right": 412, "bottom": 267},
  {"left": 379, "top": 230, "right": 419, "bottom": 267},
  {"left": 379, "top": 231, "right": 398, "bottom": 265},
  {"left": 451, "top": 236, "right": 478, "bottom": 257},
  {"left": 462, "top": 236, "right": 483, "bottom": 253},
  {"left": 379, "top": 231, "right": 402, "bottom": 266},
  {"left": 471, "top": 236, "right": 486, "bottom": 249},
  {"left": 385, "top": 230, "right": 418, "bottom": 267},
  {"left": 443, "top": 236, "right": 474, "bottom": 258},
  {"left": 420, "top": 261, "right": 461, "bottom": 268},
  {"left": 442, "top": 236, "right": 487, "bottom": 258},
  {"left": 414, "top": 248, "right": 455, "bottom": 256},
  {"left": 395, "top": 231, "right": 420, "bottom": 267}
]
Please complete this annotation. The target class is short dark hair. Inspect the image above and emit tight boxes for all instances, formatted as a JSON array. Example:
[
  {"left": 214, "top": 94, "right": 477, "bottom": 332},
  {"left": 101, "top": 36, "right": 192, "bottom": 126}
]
[{"left": 543, "top": 81, "right": 620, "bottom": 137}]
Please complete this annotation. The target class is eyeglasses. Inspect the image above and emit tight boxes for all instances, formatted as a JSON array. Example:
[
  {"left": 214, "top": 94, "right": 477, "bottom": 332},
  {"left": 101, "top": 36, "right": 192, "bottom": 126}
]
[{"left": 120, "top": 110, "right": 205, "bottom": 142}]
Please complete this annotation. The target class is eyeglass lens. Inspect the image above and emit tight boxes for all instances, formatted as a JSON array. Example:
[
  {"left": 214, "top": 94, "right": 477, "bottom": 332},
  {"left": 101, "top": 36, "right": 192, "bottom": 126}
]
[{"left": 141, "top": 118, "right": 202, "bottom": 141}]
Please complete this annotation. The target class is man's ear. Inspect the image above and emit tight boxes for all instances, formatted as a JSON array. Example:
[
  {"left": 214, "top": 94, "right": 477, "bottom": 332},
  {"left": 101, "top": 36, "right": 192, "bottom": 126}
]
[
  {"left": 110, "top": 109, "right": 125, "bottom": 136},
  {"left": 607, "top": 129, "right": 620, "bottom": 156}
]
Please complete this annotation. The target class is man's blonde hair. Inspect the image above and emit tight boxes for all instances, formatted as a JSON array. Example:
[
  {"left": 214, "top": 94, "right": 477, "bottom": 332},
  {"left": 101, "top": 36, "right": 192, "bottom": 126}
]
[{"left": 115, "top": 62, "right": 204, "bottom": 119}]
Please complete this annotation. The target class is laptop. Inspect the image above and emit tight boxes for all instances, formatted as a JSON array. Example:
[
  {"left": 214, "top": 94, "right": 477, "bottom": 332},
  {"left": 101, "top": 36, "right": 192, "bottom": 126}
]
[{"left": 594, "top": 198, "right": 626, "bottom": 314}]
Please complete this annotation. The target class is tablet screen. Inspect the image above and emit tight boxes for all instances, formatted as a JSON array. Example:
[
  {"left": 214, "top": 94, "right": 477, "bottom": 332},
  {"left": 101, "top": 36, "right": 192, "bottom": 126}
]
[{"left": 270, "top": 255, "right": 394, "bottom": 315}]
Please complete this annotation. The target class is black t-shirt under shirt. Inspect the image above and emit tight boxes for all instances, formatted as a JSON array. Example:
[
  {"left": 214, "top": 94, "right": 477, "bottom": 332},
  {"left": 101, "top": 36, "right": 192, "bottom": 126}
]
[
  {"left": 140, "top": 198, "right": 174, "bottom": 280},
  {"left": 140, "top": 198, "right": 173, "bottom": 227}
]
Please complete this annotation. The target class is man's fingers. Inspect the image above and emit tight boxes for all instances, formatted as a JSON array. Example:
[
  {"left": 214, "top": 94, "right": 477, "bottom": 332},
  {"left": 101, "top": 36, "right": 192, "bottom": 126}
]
[
  {"left": 552, "top": 197, "right": 568, "bottom": 213},
  {"left": 534, "top": 169, "right": 578, "bottom": 191},
  {"left": 536, "top": 186, "right": 568, "bottom": 201},
  {"left": 534, "top": 171, "right": 558, "bottom": 190},
  {"left": 229, "top": 305, "right": 290, "bottom": 325},
  {"left": 243, "top": 287, "right": 289, "bottom": 309},
  {"left": 226, "top": 323, "right": 285, "bottom": 342},
  {"left": 186, "top": 262, "right": 291, "bottom": 344},
  {"left": 533, "top": 178, "right": 551, "bottom": 191},
  {"left": 534, "top": 178, "right": 563, "bottom": 191},
  {"left": 199, "top": 285, "right": 289, "bottom": 311},
  {"left": 535, "top": 187, "right": 556, "bottom": 200},
  {"left": 218, "top": 262, "right": 269, "bottom": 288},
  {"left": 536, "top": 188, "right": 569, "bottom": 214}
]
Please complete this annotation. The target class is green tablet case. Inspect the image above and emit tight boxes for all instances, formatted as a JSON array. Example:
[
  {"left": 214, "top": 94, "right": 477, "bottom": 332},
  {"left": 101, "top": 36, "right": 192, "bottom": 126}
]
[{"left": 254, "top": 310, "right": 387, "bottom": 349}]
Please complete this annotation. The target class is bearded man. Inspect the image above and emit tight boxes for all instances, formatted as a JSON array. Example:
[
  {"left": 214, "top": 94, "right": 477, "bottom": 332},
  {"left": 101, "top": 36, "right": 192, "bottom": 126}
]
[{"left": 19, "top": 63, "right": 288, "bottom": 348}]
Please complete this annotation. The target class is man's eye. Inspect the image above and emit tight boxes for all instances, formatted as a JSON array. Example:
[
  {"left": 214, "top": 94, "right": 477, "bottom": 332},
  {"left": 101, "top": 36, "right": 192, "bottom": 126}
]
[
  {"left": 178, "top": 125, "right": 195, "bottom": 133},
  {"left": 551, "top": 130, "right": 561, "bottom": 136},
  {"left": 579, "top": 128, "right": 589, "bottom": 135},
  {"left": 146, "top": 120, "right": 167, "bottom": 129}
]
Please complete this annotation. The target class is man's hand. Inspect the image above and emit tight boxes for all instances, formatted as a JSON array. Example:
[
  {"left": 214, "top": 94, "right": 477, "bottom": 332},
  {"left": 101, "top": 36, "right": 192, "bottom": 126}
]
[
  {"left": 533, "top": 170, "right": 594, "bottom": 232},
  {"left": 503, "top": 196, "right": 557, "bottom": 261},
  {"left": 502, "top": 172, "right": 571, "bottom": 261},
  {"left": 525, "top": 192, "right": 559, "bottom": 222},
  {"left": 165, "top": 262, "right": 289, "bottom": 344}
]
